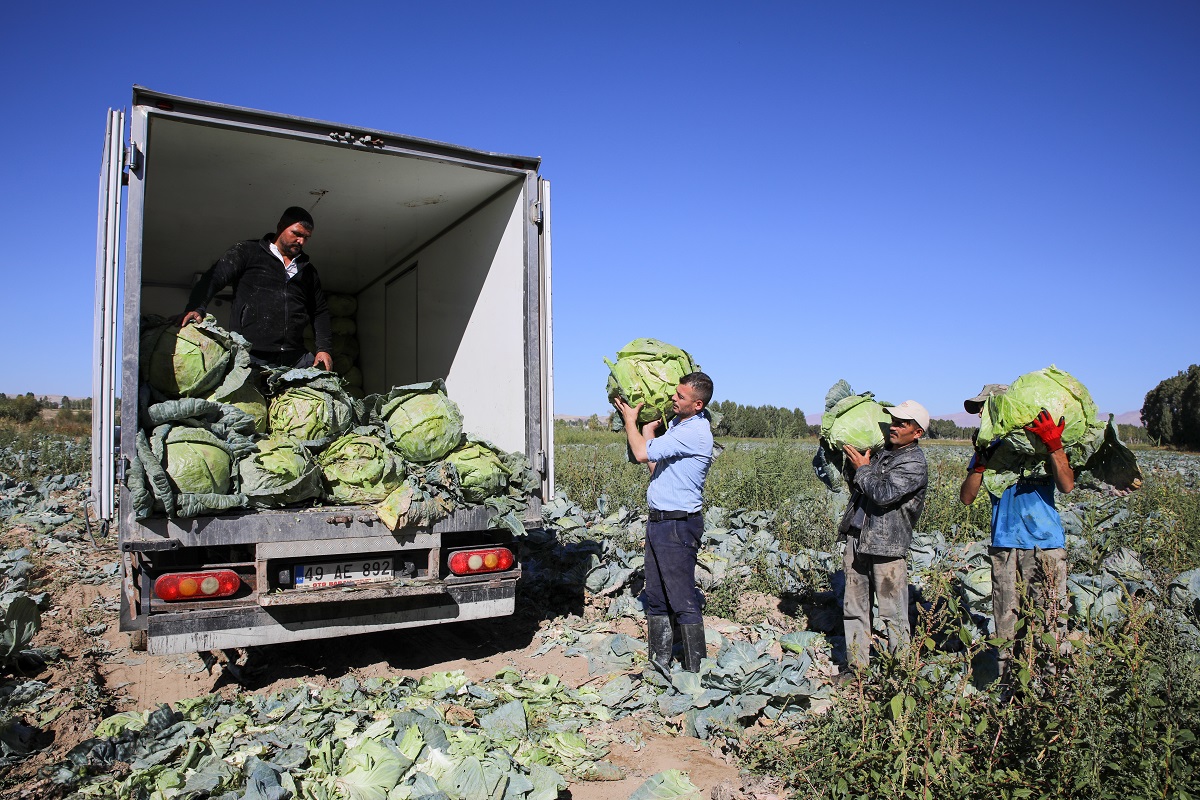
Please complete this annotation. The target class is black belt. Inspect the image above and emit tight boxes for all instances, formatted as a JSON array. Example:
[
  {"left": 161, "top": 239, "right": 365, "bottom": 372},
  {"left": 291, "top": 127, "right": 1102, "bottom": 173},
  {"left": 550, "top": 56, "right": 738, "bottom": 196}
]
[{"left": 648, "top": 509, "right": 702, "bottom": 522}]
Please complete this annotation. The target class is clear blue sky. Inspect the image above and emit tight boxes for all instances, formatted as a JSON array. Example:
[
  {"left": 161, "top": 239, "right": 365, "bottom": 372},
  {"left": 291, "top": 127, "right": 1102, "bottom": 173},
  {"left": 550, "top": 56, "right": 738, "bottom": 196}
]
[{"left": 2, "top": 2, "right": 1197, "bottom": 418}]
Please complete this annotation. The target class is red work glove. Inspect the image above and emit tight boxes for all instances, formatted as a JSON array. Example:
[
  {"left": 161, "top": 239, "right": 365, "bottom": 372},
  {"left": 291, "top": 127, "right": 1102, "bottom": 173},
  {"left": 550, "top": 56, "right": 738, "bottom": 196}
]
[{"left": 1025, "top": 408, "right": 1065, "bottom": 453}]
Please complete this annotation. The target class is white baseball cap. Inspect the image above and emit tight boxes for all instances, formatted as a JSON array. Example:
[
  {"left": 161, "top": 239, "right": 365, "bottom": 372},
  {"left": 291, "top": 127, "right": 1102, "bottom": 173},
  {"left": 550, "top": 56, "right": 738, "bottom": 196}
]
[{"left": 886, "top": 400, "right": 930, "bottom": 432}]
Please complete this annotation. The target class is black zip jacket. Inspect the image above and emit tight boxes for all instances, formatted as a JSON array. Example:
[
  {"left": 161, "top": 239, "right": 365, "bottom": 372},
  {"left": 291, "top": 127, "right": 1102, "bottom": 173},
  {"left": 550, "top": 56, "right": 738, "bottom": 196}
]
[
  {"left": 838, "top": 442, "right": 928, "bottom": 558},
  {"left": 186, "top": 234, "right": 332, "bottom": 356}
]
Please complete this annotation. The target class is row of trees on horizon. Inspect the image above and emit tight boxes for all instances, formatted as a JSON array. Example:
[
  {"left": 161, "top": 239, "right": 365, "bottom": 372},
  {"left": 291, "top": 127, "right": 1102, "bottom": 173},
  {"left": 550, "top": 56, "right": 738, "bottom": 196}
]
[
  {"left": 0, "top": 393, "right": 98, "bottom": 424},
  {"left": 1142, "top": 365, "right": 1200, "bottom": 449}
]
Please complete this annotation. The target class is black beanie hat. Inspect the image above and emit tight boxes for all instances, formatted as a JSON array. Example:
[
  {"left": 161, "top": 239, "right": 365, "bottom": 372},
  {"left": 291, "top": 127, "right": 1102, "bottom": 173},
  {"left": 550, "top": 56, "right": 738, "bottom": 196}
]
[{"left": 277, "top": 206, "right": 315, "bottom": 231}]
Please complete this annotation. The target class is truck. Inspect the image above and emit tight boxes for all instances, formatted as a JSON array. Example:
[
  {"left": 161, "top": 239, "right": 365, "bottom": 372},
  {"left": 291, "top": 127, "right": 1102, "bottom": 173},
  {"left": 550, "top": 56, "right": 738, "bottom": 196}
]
[{"left": 92, "top": 87, "right": 555, "bottom": 655}]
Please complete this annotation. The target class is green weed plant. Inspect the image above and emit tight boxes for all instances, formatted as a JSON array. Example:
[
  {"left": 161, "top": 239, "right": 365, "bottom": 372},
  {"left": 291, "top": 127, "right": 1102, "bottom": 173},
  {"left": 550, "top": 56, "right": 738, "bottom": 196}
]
[{"left": 737, "top": 590, "right": 1199, "bottom": 799}]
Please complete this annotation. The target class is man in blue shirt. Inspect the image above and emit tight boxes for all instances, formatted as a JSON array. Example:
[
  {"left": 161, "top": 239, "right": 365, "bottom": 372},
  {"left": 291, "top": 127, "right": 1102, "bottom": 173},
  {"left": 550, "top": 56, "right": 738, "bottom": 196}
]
[
  {"left": 613, "top": 372, "right": 714, "bottom": 673},
  {"left": 959, "top": 385, "right": 1075, "bottom": 683}
]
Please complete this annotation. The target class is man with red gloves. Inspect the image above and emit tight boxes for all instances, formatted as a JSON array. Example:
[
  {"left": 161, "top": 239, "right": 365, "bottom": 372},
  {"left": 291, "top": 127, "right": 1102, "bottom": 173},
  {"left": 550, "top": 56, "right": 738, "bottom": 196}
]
[{"left": 959, "top": 385, "right": 1075, "bottom": 683}]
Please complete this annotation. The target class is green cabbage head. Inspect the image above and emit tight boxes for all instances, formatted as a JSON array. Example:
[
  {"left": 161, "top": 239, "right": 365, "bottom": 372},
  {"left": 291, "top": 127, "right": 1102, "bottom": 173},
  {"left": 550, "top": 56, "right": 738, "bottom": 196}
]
[
  {"left": 141, "top": 321, "right": 232, "bottom": 398},
  {"left": 239, "top": 437, "right": 323, "bottom": 507},
  {"left": 605, "top": 338, "right": 698, "bottom": 426},
  {"left": 318, "top": 433, "right": 403, "bottom": 504},
  {"left": 977, "top": 366, "right": 1097, "bottom": 457},
  {"left": 820, "top": 394, "right": 893, "bottom": 453},
  {"left": 269, "top": 386, "right": 354, "bottom": 444},
  {"left": 446, "top": 441, "right": 508, "bottom": 503},
  {"left": 210, "top": 381, "right": 268, "bottom": 433},
  {"left": 164, "top": 427, "right": 233, "bottom": 495},
  {"left": 382, "top": 388, "right": 464, "bottom": 463}
]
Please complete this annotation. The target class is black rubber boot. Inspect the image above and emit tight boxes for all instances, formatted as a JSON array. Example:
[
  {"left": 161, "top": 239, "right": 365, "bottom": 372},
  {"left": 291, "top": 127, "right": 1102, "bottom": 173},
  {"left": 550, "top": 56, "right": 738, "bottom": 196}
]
[
  {"left": 646, "top": 615, "right": 674, "bottom": 672},
  {"left": 679, "top": 623, "right": 707, "bottom": 672}
]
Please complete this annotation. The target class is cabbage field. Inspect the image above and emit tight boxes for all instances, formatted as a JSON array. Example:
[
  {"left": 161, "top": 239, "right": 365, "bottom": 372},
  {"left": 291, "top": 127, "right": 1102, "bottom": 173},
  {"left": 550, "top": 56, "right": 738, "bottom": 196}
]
[{"left": 2, "top": 423, "right": 1199, "bottom": 799}]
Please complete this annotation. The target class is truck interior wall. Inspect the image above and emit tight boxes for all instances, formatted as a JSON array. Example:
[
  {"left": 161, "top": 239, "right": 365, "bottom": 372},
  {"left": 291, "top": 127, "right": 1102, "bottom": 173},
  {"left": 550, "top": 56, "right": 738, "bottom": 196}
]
[{"left": 357, "top": 182, "right": 528, "bottom": 455}]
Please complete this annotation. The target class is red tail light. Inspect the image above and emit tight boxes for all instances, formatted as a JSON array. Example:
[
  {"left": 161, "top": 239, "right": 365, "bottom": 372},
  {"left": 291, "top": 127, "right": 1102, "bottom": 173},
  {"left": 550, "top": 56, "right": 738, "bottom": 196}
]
[
  {"left": 154, "top": 570, "right": 241, "bottom": 601},
  {"left": 448, "top": 548, "right": 515, "bottom": 576}
]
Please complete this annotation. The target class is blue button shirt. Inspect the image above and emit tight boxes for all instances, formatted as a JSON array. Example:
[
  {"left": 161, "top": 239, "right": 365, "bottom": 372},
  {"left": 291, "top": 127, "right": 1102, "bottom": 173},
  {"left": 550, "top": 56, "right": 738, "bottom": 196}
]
[
  {"left": 990, "top": 480, "right": 1065, "bottom": 549},
  {"left": 646, "top": 413, "right": 713, "bottom": 513}
]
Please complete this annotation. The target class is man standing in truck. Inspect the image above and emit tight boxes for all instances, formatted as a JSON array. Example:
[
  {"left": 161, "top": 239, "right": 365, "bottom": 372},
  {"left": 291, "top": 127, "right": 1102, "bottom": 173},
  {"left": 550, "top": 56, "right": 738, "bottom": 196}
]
[
  {"left": 181, "top": 206, "right": 333, "bottom": 370},
  {"left": 613, "top": 372, "right": 715, "bottom": 674},
  {"left": 838, "top": 400, "right": 930, "bottom": 674},
  {"left": 958, "top": 385, "right": 1075, "bottom": 685}
]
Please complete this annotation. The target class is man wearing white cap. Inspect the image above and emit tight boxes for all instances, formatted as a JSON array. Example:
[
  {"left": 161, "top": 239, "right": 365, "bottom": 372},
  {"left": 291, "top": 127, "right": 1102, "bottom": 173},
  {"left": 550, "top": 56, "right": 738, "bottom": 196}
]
[
  {"left": 839, "top": 400, "right": 930, "bottom": 672},
  {"left": 958, "top": 385, "right": 1074, "bottom": 684}
]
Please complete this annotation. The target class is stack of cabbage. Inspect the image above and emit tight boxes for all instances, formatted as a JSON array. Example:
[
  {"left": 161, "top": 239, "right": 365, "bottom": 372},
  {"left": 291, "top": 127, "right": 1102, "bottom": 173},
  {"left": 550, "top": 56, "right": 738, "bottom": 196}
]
[
  {"left": 974, "top": 366, "right": 1142, "bottom": 494},
  {"left": 604, "top": 338, "right": 700, "bottom": 429},
  {"left": 130, "top": 317, "right": 536, "bottom": 525},
  {"left": 812, "top": 380, "right": 892, "bottom": 491}
]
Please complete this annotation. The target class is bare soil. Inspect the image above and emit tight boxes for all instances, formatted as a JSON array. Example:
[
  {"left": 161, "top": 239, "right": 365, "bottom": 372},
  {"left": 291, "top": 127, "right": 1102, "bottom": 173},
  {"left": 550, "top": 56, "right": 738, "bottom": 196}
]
[{"left": 1, "top": 506, "right": 759, "bottom": 800}]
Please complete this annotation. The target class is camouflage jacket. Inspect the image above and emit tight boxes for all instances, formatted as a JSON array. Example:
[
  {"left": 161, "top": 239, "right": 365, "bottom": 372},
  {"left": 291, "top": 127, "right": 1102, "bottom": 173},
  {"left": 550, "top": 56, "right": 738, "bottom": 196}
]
[{"left": 838, "top": 442, "right": 928, "bottom": 558}]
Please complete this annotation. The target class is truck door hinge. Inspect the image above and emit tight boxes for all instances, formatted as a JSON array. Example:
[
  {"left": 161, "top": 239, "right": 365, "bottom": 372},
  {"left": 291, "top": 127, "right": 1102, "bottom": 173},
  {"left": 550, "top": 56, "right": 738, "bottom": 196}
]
[
  {"left": 536, "top": 451, "right": 547, "bottom": 476},
  {"left": 124, "top": 144, "right": 141, "bottom": 172},
  {"left": 530, "top": 201, "right": 543, "bottom": 228}
]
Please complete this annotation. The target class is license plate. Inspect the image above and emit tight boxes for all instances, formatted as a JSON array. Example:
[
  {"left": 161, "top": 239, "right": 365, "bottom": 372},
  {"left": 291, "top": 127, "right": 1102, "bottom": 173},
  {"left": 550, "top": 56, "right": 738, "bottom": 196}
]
[{"left": 294, "top": 558, "right": 396, "bottom": 589}]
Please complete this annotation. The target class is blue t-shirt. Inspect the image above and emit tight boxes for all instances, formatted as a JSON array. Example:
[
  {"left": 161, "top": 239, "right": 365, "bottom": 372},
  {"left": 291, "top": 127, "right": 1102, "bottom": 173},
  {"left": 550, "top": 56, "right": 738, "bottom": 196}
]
[
  {"left": 645, "top": 413, "right": 713, "bottom": 513},
  {"left": 990, "top": 479, "right": 1065, "bottom": 549}
]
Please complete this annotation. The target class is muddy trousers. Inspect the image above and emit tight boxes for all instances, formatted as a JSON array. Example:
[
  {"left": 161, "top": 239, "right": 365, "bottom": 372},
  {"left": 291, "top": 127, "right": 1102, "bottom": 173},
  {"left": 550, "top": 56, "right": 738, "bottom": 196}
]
[
  {"left": 990, "top": 546, "right": 1069, "bottom": 678},
  {"left": 842, "top": 534, "right": 910, "bottom": 670}
]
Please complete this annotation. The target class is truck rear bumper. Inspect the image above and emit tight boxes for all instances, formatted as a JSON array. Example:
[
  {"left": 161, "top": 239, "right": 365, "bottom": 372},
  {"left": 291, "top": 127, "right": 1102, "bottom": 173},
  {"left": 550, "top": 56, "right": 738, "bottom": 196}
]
[{"left": 145, "top": 578, "right": 515, "bottom": 655}]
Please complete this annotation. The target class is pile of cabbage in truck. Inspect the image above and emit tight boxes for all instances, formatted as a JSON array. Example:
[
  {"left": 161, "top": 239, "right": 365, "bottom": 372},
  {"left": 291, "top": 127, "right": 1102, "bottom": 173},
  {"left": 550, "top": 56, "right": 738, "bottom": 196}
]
[{"left": 126, "top": 316, "right": 537, "bottom": 529}]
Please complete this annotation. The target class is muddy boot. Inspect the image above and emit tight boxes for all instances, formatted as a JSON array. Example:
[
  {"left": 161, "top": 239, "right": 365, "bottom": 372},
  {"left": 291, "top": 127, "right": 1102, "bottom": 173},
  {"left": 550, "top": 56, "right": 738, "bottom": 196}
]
[
  {"left": 647, "top": 615, "right": 674, "bottom": 673},
  {"left": 679, "top": 623, "right": 706, "bottom": 673}
]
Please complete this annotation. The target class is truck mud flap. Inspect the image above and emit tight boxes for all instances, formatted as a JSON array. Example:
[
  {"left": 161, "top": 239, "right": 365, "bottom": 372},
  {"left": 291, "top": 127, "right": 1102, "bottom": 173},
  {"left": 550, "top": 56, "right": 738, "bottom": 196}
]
[{"left": 145, "top": 580, "right": 516, "bottom": 655}]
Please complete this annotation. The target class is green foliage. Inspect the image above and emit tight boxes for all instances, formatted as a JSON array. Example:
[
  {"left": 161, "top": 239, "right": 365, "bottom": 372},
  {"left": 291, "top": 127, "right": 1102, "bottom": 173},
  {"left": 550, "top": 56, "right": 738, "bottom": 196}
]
[
  {"left": 1116, "top": 424, "right": 1151, "bottom": 446},
  {"left": 0, "top": 425, "right": 90, "bottom": 481},
  {"left": 554, "top": 438, "right": 999, "bottom": 551},
  {"left": 737, "top": 592, "right": 1200, "bottom": 800},
  {"left": 1107, "top": 469, "right": 1200, "bottom": 575},
  {"left": 1143, "top": 364, "right": 1200, "bottom": 449},
  {"left": 709, "top": 401, "right": 813, "bottom": 439},
  {"left": 0, "top": 393, "right": 43, "bottom": 424},
  {"left": 925, "top": 418, "right": 978, "bottom": 441},
  {"left": 920, "top": 446, "right": 993, "bottom": 543}
]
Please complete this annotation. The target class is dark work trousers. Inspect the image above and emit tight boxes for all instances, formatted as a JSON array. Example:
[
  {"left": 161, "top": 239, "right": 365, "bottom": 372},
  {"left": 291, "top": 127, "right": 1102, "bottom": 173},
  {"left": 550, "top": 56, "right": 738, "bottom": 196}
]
[{"left": 643, "top": 516, "right": 704, "bottom": 625}]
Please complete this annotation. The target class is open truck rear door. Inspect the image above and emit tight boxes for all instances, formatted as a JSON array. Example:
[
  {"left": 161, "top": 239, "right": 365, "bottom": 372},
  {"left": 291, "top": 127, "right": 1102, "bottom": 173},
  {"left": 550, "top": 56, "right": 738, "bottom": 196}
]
[{"left": 91, "top": 109, "right": 124, "bottom": 526}]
